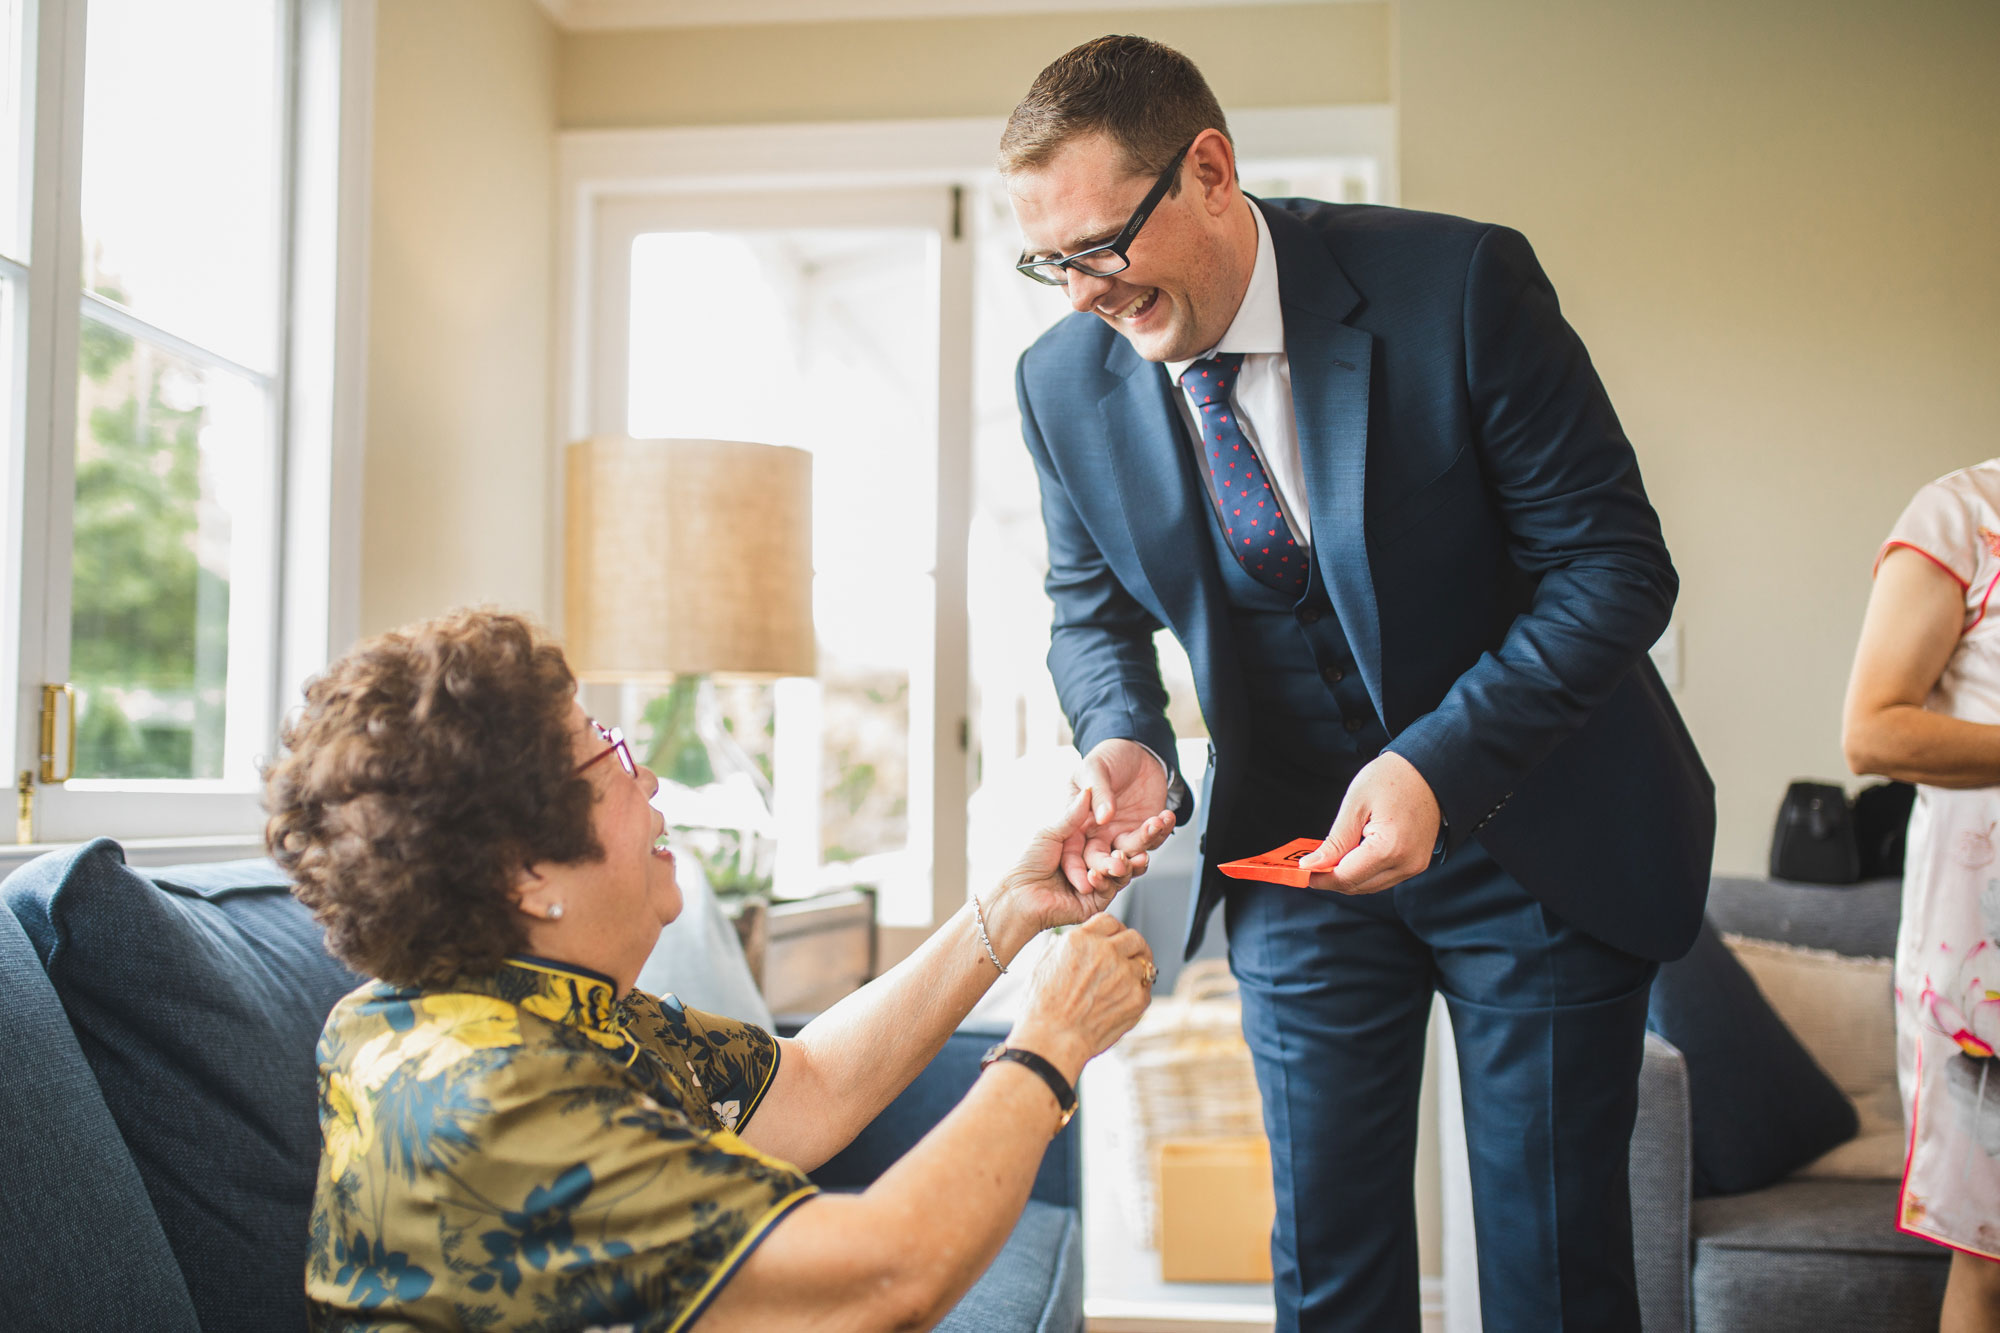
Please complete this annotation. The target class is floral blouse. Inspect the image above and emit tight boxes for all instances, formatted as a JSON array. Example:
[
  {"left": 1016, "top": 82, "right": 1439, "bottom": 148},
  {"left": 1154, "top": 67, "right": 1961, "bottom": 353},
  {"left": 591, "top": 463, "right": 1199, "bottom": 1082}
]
[{"left": 306, "top": 955, "right": 816, "bottom": 1332}]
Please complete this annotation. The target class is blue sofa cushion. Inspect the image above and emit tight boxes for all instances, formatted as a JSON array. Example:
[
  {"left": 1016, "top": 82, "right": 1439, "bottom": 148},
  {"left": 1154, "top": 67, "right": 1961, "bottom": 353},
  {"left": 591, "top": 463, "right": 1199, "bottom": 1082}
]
[
  {"left": 934, "top": 1199, "right": 1083, "bottom": 1333},
  {"left": 0, "top": 903, "right": 200, "bottom": 1333},
  {"left": 1648, "top": 918, "right": 1858, "bottom": 1196},
  {"left": 3, "top": 840, "right": 362, "bottom": 1333},
  {"left": 799, "top": 1020, "right": 1081, "bottom": 1211}
]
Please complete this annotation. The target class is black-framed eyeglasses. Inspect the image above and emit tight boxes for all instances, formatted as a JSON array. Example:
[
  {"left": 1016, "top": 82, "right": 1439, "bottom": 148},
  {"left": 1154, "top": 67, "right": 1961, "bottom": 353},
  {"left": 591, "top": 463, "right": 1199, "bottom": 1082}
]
[
  {"left": 576, "top": 719, "right": 637, "bottom": 780},
  {"left": 1015, "top": 139, "right": 1195, "bottom": 287}
]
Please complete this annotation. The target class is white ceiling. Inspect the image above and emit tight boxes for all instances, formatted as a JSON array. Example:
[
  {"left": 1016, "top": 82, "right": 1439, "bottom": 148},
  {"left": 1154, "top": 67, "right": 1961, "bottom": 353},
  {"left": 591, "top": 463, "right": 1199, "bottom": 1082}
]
[{"left": 534, "top": 0, "right": 1345, "bottom": 32}]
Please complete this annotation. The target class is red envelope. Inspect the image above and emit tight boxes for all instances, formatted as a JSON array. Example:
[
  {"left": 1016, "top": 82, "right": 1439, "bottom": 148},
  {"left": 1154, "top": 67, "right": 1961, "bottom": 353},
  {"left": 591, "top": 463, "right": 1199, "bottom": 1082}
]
[{"left": 1217, "top": 837, "right": 1327, "bottom": 887}]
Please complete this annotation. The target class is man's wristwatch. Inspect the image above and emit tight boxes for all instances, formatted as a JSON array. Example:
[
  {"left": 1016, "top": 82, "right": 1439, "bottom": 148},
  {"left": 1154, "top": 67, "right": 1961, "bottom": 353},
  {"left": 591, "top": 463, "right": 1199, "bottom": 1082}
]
[{"left": 980, "top": 1043, "right": 1079, "bottom": 1133}]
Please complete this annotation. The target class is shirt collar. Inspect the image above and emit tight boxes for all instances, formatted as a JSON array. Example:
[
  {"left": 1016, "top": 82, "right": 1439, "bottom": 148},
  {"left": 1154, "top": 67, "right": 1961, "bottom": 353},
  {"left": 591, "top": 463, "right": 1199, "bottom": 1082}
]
[
  {"left": 1166, "top": 199, "right": 1286, "bottom": 383},
  {"left": 480, "top": 954, "right": 636, "bottom": 1058}
]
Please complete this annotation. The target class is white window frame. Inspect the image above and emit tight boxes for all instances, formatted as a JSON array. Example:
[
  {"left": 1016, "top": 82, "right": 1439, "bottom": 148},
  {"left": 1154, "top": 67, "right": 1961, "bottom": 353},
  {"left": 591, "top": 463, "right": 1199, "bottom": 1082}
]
[
  {"left": 2, "top": 0, "right": 372, "bottom": 860},
  {"left": 557, "top": 106, "right": 1395, "bottom": 928}
]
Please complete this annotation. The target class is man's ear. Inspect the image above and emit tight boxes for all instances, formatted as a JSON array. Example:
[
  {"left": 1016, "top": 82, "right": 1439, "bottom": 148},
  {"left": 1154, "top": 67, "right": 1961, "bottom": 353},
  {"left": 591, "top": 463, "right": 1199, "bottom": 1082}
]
[{"left": 1189, "top": 127, "right": 1239, "bottom": 214}]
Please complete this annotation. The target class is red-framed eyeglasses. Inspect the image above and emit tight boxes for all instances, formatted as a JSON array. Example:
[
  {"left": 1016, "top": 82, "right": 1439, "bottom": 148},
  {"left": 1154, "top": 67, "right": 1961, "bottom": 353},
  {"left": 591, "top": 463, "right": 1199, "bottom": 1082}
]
[{"left": 576, "top": 719, "right": 638, "bottom": 780}]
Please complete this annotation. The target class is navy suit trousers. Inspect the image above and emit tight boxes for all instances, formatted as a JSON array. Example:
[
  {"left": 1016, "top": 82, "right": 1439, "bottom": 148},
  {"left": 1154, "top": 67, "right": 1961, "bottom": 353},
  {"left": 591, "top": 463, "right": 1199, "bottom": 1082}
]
[{"left": 1224, "top": 839, "right": 1657, "bottom": 1333}]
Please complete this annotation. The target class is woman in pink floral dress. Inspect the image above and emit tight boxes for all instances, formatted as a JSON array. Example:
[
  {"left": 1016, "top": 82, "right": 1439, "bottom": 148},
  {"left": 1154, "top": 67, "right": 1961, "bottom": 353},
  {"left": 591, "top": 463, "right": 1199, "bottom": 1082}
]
[{"left": 1847, "top": 459, "right": 2000, "bottom": 1330}]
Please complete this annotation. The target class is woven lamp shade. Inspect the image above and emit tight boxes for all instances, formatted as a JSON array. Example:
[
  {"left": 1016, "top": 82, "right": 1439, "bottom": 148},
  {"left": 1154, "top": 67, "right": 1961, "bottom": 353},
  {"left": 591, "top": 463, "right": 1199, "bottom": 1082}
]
[{"left": 564, "top": 437, "right": 815, "bottom": 682}]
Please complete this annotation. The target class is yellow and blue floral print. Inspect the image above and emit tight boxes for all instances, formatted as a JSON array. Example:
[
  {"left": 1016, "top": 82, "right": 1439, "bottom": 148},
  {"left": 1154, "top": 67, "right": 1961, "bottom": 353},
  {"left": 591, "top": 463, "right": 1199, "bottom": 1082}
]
[{"left": 306, "top": 956, "right": 815, "bottom": 1332}]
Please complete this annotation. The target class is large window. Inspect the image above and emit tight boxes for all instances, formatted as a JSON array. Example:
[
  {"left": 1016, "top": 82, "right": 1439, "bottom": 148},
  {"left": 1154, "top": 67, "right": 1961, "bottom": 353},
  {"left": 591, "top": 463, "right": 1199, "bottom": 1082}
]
[
  {"left": 70, "top": 0, "right": 285, "bottom": 785},
  {"left": 5, "top": 0, "right": 369, "bottom": 850}
]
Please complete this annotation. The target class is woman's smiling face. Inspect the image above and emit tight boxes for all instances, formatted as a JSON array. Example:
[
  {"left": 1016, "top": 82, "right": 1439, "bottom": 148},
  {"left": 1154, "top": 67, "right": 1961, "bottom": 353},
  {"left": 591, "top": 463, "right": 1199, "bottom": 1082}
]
[{"left": 565, "top": 703, "right": 683, "bottom": 947}]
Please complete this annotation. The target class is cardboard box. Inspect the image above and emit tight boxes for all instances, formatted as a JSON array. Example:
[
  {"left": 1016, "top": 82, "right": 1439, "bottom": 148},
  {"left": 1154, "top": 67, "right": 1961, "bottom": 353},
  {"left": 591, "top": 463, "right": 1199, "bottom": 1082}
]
[{"left": 1156, "top": 1136, "right": 1275, "bottom": 1283}]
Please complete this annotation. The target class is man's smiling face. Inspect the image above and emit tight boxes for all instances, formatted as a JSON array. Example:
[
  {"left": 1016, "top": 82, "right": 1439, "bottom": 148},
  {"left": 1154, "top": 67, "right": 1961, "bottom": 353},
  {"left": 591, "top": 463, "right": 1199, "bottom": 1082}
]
[{"left": 1007, "top": 130, "right": 1245, "bottom": 364}]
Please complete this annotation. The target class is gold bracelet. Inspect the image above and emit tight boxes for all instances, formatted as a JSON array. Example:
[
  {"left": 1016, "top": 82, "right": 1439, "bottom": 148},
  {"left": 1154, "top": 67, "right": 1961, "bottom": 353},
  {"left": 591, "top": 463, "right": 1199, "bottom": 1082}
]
[{"left": 971, "top": 893, "right": 1007, "bottom": 975}]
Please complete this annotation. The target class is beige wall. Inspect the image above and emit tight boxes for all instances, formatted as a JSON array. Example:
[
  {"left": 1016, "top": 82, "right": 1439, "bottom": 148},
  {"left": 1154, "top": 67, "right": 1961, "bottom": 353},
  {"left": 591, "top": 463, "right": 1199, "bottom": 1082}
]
[
  {"left": 1400, "top": 0, "right": 2000, "bottom": 872},
  {"left": 558, "top": 3, "right": 1390, "bottom": 128},
  {"left": 361, "top": 1, "right": 2000, "bottom": 861},
  {"left": 362, "top": 0, "right": 558, "bottom": 637}
]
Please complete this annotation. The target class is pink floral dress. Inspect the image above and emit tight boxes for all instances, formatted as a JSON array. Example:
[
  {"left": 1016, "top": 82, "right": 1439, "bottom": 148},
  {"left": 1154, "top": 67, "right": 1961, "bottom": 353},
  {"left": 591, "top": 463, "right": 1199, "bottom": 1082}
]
[{"left": 1882, "top": 459, "right": 2000, "bottom": 1258}]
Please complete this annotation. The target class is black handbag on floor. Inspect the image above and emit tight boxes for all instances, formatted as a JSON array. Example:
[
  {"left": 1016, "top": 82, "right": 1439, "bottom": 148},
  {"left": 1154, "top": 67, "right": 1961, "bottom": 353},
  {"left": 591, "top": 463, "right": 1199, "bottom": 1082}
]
[
  {"left": 1769, "top": 781, "right": 1861, "bottom": 884},
  {"left": 1852, "top": 779, "right": 1916, "bottom": 879}
]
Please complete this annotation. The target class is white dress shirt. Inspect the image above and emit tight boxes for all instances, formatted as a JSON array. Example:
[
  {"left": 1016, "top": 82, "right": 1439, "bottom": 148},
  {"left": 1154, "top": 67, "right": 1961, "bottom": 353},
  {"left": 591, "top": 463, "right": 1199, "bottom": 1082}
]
[{"left": 1164, "top": 201, "right": 1310, "bottom": 545}]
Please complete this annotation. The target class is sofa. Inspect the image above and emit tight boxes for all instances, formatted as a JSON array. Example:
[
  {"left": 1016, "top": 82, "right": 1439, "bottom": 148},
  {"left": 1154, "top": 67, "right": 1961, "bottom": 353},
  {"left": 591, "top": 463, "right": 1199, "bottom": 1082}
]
[
  {"left": 0, "top": 838, "right": 1082, "bottom": 1333},
  {"left": 1628, "top": 875, "right": 1947, "bottom": 1332},
  {"left": 1443, "top": 873, "right": 1949, "bottom": 1332}
]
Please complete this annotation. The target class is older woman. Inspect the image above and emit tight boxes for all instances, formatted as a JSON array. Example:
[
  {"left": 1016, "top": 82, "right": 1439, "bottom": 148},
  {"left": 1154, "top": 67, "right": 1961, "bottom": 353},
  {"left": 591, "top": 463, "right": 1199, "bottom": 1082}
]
[
  {"left": 266, "top": 608, "right": 1169, "bottom": 1333},
  {"left": 1845, "top": 460, "right": 2000, "bottom": 1332}
]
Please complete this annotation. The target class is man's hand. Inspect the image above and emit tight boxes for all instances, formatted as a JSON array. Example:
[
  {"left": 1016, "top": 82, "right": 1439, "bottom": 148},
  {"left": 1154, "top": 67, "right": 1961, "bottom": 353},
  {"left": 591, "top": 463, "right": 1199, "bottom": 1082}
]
[
  {"left": 993, "top": 787, "right": 1174, "bottom": 931},
  {"left": 1296, "top": 752, "right": 1441, "bottom": 895},
  {"left": 1065, "top": 739, "right": 1176, "bottom": 899}
]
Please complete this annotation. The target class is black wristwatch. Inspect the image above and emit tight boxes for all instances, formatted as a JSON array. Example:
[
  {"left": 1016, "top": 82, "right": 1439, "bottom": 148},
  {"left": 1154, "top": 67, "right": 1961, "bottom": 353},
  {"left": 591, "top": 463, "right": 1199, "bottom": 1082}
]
[{"left": 979, "top": 1043, "right": 1078, "bottom": 1133}]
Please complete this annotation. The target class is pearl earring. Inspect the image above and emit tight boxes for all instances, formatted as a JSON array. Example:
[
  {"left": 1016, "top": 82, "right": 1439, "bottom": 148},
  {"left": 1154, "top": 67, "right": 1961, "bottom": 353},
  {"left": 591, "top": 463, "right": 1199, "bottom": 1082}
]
[{"left": 546, "top": 903, "right": 564, "bottom": 921}]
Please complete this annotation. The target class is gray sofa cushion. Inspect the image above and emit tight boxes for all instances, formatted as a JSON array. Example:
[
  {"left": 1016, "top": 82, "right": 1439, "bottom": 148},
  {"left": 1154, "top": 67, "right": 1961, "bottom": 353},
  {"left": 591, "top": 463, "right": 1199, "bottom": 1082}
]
[
  {"left": 935, "top": 1199, "right": 1083, "bottom": 1333},
  {"left": 2, "top": 841, "right": 361, "bottom": 1333},
  {"left": 1692, "top": 1178, "right": 1946, "bottom": 1331},
  {"left": 0, "top": 905, "right": 200, "bottom": 1333}
]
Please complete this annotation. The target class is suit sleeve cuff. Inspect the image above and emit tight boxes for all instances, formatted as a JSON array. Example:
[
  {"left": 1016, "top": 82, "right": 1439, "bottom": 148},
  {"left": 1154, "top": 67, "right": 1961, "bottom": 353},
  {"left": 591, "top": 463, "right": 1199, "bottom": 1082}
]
[{"left": 1132, "top": 740, "right": 1192, "bottom": 819}]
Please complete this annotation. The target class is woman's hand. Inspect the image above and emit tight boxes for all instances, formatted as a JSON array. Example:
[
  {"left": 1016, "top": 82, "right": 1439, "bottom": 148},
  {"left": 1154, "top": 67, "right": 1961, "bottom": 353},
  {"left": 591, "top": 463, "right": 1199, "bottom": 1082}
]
[
  {"left": 1007, "top": 913, "right": 1156, "bottom": 1082},
  {"left": 990, "top": 787, "right": 1175, "bottom": 936}
]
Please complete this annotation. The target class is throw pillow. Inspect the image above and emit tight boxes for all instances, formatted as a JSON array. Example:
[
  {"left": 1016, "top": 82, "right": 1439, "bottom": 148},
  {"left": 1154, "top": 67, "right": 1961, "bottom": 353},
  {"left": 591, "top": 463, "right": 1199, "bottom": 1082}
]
[
  {"left": 1798, "top": 1082, "right": 1908, "bottom": 1181},
  {"left": 1721, "top": 933, "right": 1896, "bottom": 1097},
  {"left": 4, "top": 839, "right": 362, "bottom": 1333},
  {"left": 1646, "top": 919, "right": 1858, "bottom": 1195},
  {"left": 1722, "top": 933, "right": 1903, "bottom": 1180},
  {"left": 633, "top": 851, "right": 774, "bottom": 1028}
]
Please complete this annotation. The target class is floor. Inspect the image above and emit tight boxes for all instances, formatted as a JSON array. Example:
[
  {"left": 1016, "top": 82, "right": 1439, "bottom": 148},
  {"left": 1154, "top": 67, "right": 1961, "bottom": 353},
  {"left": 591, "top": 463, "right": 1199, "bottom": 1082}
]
[
  {"left": 1079, "top": 1058, "right": 1280, "bottom": 1332},
  {"left": 1078, "top": 1056, "right": 1447, "bottom": 1333}
]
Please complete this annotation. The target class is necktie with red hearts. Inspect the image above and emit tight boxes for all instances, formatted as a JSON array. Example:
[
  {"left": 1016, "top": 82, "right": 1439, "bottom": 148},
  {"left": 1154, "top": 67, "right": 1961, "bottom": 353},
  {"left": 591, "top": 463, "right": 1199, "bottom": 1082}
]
[{"left": 1178, "top": 351, "right": 1306, "bottom": 595}]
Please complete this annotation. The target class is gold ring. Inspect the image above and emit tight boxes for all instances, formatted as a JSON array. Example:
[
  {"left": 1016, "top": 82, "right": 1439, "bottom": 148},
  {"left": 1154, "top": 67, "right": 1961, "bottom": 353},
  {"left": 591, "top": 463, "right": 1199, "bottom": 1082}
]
[{"left": 1141, "top": 962, "right": 1158, "bottom": 987}]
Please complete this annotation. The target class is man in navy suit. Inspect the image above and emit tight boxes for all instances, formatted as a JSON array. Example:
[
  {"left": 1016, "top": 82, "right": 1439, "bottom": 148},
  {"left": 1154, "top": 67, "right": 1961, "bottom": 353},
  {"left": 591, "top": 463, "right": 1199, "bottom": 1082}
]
[{"left": 1001, "top": 36, "right": 1714, "bottom": 1332}]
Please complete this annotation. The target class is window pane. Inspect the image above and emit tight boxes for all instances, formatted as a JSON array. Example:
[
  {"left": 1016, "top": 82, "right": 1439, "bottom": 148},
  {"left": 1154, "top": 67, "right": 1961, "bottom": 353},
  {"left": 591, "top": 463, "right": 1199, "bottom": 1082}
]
[
  {"left": 627, "top": 228, "right": 935, "bottom": 903},
  {"left": 70, "top": 317, "right": 273, "bottom": 780},
  {"left": 81, "top": 0, "right": 283, "bottom": 372}
]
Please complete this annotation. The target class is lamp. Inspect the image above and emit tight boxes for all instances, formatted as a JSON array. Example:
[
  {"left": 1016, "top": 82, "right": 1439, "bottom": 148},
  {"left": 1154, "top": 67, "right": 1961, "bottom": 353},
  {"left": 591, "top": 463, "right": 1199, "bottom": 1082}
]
[{"left": 565, "top": 436, "right": 815, "bottom": 899}]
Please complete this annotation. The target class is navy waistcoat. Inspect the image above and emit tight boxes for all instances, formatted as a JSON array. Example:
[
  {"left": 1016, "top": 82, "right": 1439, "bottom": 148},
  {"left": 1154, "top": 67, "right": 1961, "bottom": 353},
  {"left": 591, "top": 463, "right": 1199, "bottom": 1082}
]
[{"left": 1194, "top": 462, "right": 1387, "bottom": 846}]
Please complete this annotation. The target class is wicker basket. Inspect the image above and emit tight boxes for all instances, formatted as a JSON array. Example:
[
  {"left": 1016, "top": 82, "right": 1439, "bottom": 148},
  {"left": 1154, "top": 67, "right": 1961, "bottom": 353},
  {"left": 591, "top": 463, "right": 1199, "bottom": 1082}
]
[{"left": 1107, "top": 958, "right": 1265, "bottom": 1247}]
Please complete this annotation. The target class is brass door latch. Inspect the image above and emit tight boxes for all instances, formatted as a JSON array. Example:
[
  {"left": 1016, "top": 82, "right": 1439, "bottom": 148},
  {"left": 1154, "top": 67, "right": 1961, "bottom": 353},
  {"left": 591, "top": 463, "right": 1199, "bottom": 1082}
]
[
  {"left": 39, "top": 682, "right": 75, "bottom": 784},
  {"left": 17, "top": 684, "right": 76, "bottom": 845}
]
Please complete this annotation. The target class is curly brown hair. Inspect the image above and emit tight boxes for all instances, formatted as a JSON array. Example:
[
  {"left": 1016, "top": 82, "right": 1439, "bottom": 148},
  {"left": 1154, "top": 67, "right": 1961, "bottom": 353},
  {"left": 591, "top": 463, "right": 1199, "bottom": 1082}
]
[{"left": 264, "top": 608, "right": 602, "bottom": 987}]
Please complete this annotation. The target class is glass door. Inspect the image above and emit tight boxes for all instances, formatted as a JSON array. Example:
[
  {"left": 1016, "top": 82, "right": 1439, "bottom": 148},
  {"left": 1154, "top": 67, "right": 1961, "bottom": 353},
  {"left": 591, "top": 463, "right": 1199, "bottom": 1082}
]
[{"left": 589, "top": 187, "right": 971, "bottom": 928}]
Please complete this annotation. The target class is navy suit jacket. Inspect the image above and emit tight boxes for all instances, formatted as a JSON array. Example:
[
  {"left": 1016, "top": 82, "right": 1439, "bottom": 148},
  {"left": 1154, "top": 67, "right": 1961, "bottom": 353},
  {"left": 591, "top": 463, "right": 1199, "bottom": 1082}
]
[{"left": 1015, "top": 198, "right": 1714, "bottom": 963}]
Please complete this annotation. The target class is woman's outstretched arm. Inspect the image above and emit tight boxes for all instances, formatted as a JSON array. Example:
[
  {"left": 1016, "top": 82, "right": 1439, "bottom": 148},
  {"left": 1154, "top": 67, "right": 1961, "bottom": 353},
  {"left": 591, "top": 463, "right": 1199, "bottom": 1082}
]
[
  {"left": 699, "top": 913, "right": 1155, "bottom": 1332},
  {"left": 739, "top": 790, "right": 1171, "bottom": 1172}
]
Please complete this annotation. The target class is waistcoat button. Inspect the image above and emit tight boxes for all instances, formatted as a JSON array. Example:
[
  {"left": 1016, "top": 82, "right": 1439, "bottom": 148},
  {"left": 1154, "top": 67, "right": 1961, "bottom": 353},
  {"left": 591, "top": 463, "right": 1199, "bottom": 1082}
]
[
  {"left": 1299, "top": 607, "right": 1322, "bottom": 625},
  {"left": 1344, "top": 716, "right": 1364, "bottom": 733},
  {"left": 1322, "top": 665, "right": 1345, "bottom": 684}
]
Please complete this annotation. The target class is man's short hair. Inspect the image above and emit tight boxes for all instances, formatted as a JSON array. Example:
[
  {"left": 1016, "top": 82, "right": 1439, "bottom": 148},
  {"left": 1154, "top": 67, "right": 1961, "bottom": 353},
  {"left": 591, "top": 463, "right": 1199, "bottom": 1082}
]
[{"left": 999, "top": 35, "right": 1230, "bottom": 187}]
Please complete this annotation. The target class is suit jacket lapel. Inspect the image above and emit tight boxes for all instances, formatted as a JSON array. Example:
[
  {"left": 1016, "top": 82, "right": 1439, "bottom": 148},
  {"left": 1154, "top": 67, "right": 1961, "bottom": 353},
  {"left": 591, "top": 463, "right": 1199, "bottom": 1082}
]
[
  {"left": 1261, "top": 200, "right": 1385, "bottom": 716},
  {"left": 1096, "top": 338, "right": 1235, "bottom": 716}
]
